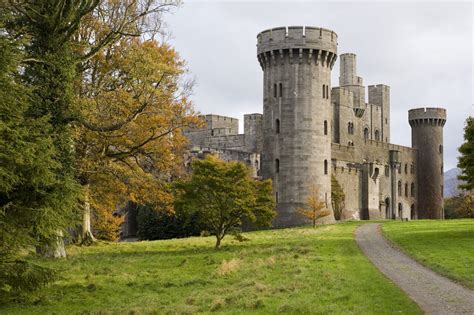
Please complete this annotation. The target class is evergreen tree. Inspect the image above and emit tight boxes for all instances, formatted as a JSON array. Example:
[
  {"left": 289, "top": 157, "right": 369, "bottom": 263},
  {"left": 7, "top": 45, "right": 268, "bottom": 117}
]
[
  {"left": 458, "top": 117, "right": 474, "bottom": 190},
  {"left": 0, "top": 34, "right": 75, "bottom": 303}
]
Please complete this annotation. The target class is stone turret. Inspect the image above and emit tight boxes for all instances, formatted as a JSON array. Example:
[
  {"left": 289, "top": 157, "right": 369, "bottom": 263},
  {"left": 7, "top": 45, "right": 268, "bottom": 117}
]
[
  {"left": 257, "top": 26, "right": 337, "bottom": 226},
  {"left": 409, "top": 107, "right": 447, "bottom": 219}
]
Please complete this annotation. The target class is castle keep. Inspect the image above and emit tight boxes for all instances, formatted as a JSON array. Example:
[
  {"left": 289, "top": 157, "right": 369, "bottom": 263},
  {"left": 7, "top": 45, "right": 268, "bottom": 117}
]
[{"left": 185, "top": 26, "right": 447, "bottom": 227}]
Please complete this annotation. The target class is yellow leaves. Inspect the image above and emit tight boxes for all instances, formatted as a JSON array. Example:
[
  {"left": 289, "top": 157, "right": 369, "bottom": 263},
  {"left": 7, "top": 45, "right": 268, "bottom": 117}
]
[
  {"left": 75, "top": 37, "right": 199, "bottom": 239},
  {"left": 297, "top": 185, "right": 331, "bottom": 226}
]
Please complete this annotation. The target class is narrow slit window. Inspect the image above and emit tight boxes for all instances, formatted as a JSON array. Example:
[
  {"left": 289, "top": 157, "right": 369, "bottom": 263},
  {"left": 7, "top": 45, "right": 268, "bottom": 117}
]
[
  {"left": 275, "top": 159, "right": 280, "bottom": 173},
  {"left": 274, "top": 83, "right": 277, "bottom": 98},
  {"left": 326, "top": 85, "right": 329, "bottom": 99},
  {"left": 322, "top": 84, "right": 325, "bottom": 98},
  {"left": 324, "top": 159, "right": 328, "bottom": 175},
  {"left": 398, "top": 181, "right": 402, "bottom": 196},
  {"left": 279, "top": 83, "right": 283, "bottom": 97},
  {"left": 275, "top": 119, "right": 280, "bottom": 134},
  {"left": 324, "top": 120, "right": 328, "bottom": 135}
]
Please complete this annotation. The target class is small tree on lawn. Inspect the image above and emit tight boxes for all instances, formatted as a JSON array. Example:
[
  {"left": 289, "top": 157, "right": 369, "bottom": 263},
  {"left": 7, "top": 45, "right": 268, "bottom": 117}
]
[
  {"left": 175, "top": 155, "right": 275, "bottom": 249},
  {"left": 297, "top": 185, "right": 331, "bottom": 228},
  {"left": 331, "top": 175, "right": 346, "bottom": 220}
]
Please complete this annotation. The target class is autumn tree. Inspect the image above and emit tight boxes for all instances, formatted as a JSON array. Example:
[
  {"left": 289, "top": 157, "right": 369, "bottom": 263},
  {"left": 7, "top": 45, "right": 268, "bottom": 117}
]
[
  {"left": 74, "top": 39, "right": 199, "bottom": 242},
  {"left": 331, "top": 175, "right": 345, "bottom": 220},
  {"left": 297, "top": 185, "right": 331, "bottom": 228},
  {"left": 458, "top": 117, "right": 474, "bottom": 191},
  {"left": 175, "top": 155, "right": 276, "bottom": 249}
]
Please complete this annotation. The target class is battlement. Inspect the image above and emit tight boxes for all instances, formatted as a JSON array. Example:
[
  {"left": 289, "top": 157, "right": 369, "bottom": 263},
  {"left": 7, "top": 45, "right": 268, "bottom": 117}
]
[
  {"left": 257, "top": 26, "right": 337, "bottom": 69},
  {"left": 368, "top": 84, "right": 390, "bottom": 91},
  {"left": 408, "top": 107, "right": 447, "bottom": 127},
  {"left": 244, "top": 113, "right": 263, "bottom": 120}
]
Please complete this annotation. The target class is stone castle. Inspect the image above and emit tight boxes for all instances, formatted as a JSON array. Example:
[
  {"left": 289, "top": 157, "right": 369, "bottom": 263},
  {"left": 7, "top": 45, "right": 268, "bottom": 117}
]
[{"left": 185, "top": 26, "right": 447, "bottom": 227}]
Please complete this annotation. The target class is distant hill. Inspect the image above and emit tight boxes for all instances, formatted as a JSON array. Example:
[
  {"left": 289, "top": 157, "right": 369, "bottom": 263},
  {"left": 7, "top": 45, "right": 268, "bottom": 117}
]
[{"left": 444, "top": 168, "right": 464, "bottom": 198}]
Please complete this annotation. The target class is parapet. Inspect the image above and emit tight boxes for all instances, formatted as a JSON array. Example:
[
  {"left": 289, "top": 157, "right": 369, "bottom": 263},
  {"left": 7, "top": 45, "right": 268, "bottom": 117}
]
[
  {"left": 408, "top": 107, "right": 447, "bottom": 127},
  {"left": 257, "top": 26, "right": 337, "bottom": 69},
  {"left": 257, "top": 26, "right": 337, "bottom": 54}
]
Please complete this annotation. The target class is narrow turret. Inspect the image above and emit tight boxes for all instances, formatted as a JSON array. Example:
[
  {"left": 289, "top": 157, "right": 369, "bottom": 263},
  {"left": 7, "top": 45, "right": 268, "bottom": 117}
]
[{"left": 409, "top": 107, "right": 447, "bottom": 219}]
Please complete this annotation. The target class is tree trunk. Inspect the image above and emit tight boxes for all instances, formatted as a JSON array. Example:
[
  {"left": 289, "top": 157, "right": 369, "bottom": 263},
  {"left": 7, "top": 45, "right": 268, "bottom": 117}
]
[
  {"left": 37, "top": 230, "right": 67, "bottom": 258},
  {"left": 81, "top": 185, "right": 96, "bottom": 245},
  {"left": 215, "top": 235, "right": 222, "bottom": 249}
]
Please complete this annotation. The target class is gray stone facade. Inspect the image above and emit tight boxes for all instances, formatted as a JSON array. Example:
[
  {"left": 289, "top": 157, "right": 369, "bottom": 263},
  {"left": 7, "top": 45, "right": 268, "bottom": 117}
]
[{"left": 184, "top": 26, "right": 446, "bottom": 227}]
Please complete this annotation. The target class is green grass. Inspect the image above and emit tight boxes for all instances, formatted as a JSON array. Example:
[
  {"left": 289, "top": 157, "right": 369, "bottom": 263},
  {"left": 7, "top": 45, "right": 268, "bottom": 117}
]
[
  {"left": 383, "top": 219, "right": 474, "bottom": 289},
  {"left": 2, "top": 222, "right": 420, "bottom": 314}
]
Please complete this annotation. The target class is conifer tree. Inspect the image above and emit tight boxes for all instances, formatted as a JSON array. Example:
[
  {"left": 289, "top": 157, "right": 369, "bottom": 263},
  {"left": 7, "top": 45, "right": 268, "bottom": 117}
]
[{"left": 458, "top": 117, "right": 474, "bottom": 190}]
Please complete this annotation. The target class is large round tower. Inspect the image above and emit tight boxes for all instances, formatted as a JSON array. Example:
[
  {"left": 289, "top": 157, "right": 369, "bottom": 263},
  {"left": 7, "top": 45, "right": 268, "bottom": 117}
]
[
  {"left": 257, "top": 26, "right": 337, "bottom": 227},
  {"left": 408, "top": 107, "right": 447, "bottom": 219}
]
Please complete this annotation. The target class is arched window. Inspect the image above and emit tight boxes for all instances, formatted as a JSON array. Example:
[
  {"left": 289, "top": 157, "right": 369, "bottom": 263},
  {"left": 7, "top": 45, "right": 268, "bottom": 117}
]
[
  {"left": 324, "top": 159, "right": 328, "bottom": 175},
  {"left": 348, "top": 122, "right": 354, "bottom": 135},
  {"left": 405, "top": 164, "right": 408, "bottom": 174},
  {"left": 405, "top": 183, "right": 408, "bottom": 197},
  {"left": 322, "top": 84, "right": 326, "bottom": 98},
  {"left": 375, "top": 130, "right": 380, "bottom": 141},
  {"left": 275, "top": 119, "right": 280, "bottom": 134},
  {"left": 279, "top": 83, "right": 283, "bottom": 97},
  {"left": 324, "top": 120, "right": 328, "bottom": 135},
  {"left": 398, "top": 180, "right": 402, "bottom": 196},
  {"left": 273, "top": 83, "right": 277, "bottom": 98},
  {"left": 363, "top": 127, "right": 369, "bottom": 140},
  {"left": 411, "top": 182, "right": 415, "bottom": 197},
  {"left": 275, "top": 159, "right": 280, "bottom": 173}
]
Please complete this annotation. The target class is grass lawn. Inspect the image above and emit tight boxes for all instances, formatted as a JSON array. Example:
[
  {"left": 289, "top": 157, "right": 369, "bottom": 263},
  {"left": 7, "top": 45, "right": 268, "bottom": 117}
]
[
  {"left": 2, "top": 222, "right": 420, "bottom": 314},
  {"left": 383, "top": 219, "right": 474, "bottom": 289}
]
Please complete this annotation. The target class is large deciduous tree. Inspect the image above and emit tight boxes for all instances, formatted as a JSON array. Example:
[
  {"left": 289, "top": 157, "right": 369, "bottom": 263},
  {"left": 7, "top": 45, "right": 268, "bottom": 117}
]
[
  {"left": 175, "top": 155, "right": 276, "bottom": 249},
  {"left": 74, "top": 39, "right": 199, "bottom": 242},
  {"left": 458, "top": 117, "right": 474, "bottom": 191}
]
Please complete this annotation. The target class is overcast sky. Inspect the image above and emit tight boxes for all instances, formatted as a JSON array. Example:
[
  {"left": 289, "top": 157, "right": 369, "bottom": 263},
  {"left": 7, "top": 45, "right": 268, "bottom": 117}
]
[{"left": 164, "top": 1, "right": 473, "bottom": 170}]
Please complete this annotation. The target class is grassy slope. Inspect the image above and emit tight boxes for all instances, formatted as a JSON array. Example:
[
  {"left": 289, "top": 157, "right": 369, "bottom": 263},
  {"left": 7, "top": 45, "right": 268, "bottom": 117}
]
[
  {"left": 383, "top": 219, "right": 474, "bottom": 289},
  {"left": 3, "top": 222, "right": 420, "bottom": 314}
]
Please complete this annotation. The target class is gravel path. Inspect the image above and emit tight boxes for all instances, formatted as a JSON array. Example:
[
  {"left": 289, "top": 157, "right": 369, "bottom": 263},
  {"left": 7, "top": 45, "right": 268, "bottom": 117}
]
[{"left": 355, "top": 223, "right": 474, "bottom": 315}]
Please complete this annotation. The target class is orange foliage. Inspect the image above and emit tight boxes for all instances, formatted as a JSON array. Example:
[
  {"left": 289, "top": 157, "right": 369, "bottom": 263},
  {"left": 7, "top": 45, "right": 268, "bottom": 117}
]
[{"left": 297, "top": 185, "right": 331, "bottom": 228}]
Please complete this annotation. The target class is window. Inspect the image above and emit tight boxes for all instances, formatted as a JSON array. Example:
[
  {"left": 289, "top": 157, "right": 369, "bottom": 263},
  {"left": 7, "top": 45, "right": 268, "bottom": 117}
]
[
  {"left": 410, "top": 164, "right": 415, "bottom": 174},
  {"left": 348, "top": 122, "right": 354, "bottom": 135},
  {"left": 398, "top": 165, "right": 401, "bottom": 174},
  {"left": 411, "top": 183, "right": 415, "bottom": 197},
  {"left": 398, "top": 180, "right": 402, "bottom": 196},
  {"left": 363, "top": 127, "right": 369, "bottom": 140},
  {"left": 405, "top": 183, "right": 408, "bottom": 197},
  {"left": 439, "top": 144, "right": 443, "bottom": 154},
  {"left": 279, "top": 83, "right": 283, "bottom": 97},
  {"left": 441, "top": 164, "right": 443, "bottom": 174},
  {"left": 273, "top": 84, "right": 277, "bottom": 98},
  {"left": 324, "top": 120, "right": 328, "bottom": 135},
  {"left": 322, "top": 84, "right": 326, "bottom": 98},
  {"left": 385, "top": 165, "right": 389, "bottom": 177},
  {"left": 275, "top": 159, "right": 280, "bottom": 173},
  {"left": 324, "top": 160, "right": 328, "bottom": 175},
  {"left": 375, "top": 130, "right": 380, "bottom": 141},
  {"left": 276, "top": 192, "right": 279, "bottom": 203},
  {"left": 405, "top": 164, "right": 408, "bottom": 174},
  {"left": 326, "top": 85, "right": 329, "bottom": 99},
  {"left": 275, "top": 119, "right": 280, "bottom": 134}
]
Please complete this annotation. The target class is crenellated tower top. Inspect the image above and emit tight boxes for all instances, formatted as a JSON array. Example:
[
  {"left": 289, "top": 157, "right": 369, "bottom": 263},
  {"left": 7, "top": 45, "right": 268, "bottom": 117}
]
[
  {"left": 257, "top": 26, "right": 338, "bottom": 70},
  {"left": 408, "top": 107, "right": 447, "bottom": 127}
]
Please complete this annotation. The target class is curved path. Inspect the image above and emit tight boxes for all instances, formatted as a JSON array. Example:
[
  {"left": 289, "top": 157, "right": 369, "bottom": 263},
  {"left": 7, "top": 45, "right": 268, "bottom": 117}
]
[{"left": 355, "top": 223, "right": 474, "bottom": 315}]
